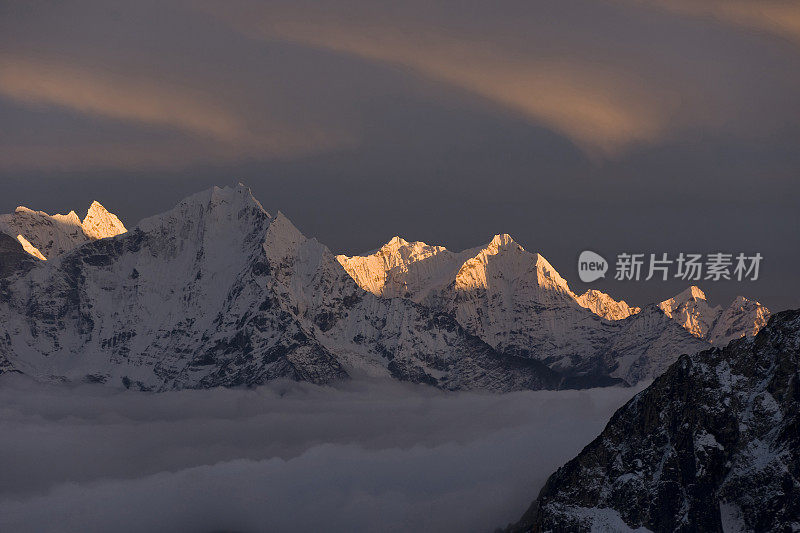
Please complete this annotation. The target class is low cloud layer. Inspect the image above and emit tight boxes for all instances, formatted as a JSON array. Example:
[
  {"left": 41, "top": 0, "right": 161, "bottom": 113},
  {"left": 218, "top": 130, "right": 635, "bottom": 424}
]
[{"left": 0, "top": 375, "right": 642, "bottom": 532}]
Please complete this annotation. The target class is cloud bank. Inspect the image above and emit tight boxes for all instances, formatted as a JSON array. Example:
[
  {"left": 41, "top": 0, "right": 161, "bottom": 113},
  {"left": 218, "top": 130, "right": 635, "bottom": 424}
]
[{"left": 0, "top": 375, "right": 642, "bottom": 532}]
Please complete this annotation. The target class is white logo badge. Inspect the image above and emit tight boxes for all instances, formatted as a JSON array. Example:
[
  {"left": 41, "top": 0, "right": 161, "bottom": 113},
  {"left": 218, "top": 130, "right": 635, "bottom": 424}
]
[{"left": 578, "top": 250, "right": 608, "bottom": 283}]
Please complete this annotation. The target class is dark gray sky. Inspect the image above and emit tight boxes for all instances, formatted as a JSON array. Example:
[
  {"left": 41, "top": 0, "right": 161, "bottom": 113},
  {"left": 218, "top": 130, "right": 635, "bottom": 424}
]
[{"left": 1, "top": 0, "right": 798, "bottom": 310}]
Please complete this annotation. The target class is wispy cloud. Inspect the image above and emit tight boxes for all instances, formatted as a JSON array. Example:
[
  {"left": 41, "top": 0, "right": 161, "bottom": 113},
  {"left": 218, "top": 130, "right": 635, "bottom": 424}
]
[
  {"left": 1, "top": 0, "right": 796, "bottom": 170},
  {"left": 209, "top": 3, "right": 680, "bottom": 157},
  {"left": 0, "top": 55, "right": 245, "bottom": 141},
  {"left": 629, "top": 0, "right": 800, "bottom": 44},
  {"left": 0, "top": 55, "right": 357, "bottom": 170}
]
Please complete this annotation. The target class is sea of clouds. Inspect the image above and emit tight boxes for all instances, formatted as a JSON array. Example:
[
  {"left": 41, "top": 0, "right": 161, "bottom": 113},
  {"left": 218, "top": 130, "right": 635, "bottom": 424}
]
[{"left": 0, "top": 375, "right": 644, "bottom": 533}]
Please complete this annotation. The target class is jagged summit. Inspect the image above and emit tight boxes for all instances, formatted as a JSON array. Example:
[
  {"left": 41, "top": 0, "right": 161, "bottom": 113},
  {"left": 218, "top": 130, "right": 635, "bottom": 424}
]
[
  {"left": 671, "top": 284, "right": 708, "bottom": 304},
  {"left": 488, "top": 233, "right": 518, "bottom": 248},
  {"left": 453, "top": 235, "right": 571, "bottom": 296},
  {"left": 52, "top": 210, "right": 82, "bottom": 226},
  {"left": 82, "top": 201, "right": 127, "bottom": 240},
  {"left": 0, "top": 200, "right": 127, "bottom": 260},
  {"left": 139, "top": 184, "right": 268, "bottom": 231},
  {"left": 376, "top": 236, "right": 449, "bottom": 261},
  {"left": 660, "top": 285, "right": 770, "bottom": 345},
  {"left": 386, "top": 235, "right": 409, "bottom": 247},
  {"left": 337, "top": 235, "right": 459, "bottom": 299},
  {"left": 340, "top": 232, "right": 608, "bottom": 311},
  {"left": 659, "top": 285, "right": 722, "bottom": 338}
]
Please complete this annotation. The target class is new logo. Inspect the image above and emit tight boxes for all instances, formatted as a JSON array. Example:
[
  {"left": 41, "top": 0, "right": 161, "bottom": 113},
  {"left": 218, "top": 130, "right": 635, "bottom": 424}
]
[{"left": 578, "top": 250, "right": 608, "bottom": 283}]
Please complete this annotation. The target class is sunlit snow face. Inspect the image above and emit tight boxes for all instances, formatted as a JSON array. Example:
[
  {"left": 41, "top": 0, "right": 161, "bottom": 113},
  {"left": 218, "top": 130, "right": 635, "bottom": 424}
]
[{"left": 0, "top": 375, "right": 643, "bottom": 533}]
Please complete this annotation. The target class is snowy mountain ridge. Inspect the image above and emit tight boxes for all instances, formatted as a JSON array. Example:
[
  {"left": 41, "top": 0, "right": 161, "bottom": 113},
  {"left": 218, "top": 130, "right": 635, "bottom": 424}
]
[{"left": 338, "top": 235, "right": 768, "bottom": 383}]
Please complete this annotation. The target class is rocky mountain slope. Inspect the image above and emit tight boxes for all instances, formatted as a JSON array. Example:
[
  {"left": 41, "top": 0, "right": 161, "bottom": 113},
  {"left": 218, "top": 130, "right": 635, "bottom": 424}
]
[
  {"left": 509, "top": 308, "right": 800, "bottom": 532},
  {"left": 0, "top": 201, "right": 126, "bottom": 260},
  {"left": 339, "top": 236, "right": 708, "bottom": 383},
  {"left": 0, "top": 185, "right": 557, "bottom": 392}
]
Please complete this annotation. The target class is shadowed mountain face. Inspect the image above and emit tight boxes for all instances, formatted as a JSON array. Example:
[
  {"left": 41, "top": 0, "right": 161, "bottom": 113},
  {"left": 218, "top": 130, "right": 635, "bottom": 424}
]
[
  {"left": 0, "top": 185, "right": 558, "bottom": 392},
  {"left": 509, "top": 308, "right": 800, "bottom": 532},
  {"left": 0, "top": 233, "right": 37, "bottom": 279}
]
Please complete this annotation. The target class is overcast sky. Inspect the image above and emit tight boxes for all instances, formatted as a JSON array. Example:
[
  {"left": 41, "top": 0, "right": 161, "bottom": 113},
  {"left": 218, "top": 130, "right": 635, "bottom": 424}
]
[{"left": 1, "top": 0, "right": 798, "bottom": 310}]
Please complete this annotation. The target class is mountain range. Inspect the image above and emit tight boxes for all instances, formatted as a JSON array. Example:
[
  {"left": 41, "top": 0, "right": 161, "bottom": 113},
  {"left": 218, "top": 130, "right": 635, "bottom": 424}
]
[
  {"left": 0, "top": 184, "right": 771, "bottom": 391},
  {"left": 338, "top": 234, "right": 769, "bottom": 384}
]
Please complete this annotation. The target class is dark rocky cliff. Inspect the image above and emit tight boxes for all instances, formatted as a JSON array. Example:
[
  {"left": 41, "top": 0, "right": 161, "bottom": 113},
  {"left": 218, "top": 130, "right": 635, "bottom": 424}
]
[{"left": 510, "top": 309, "right": 800, "bottom": 532}]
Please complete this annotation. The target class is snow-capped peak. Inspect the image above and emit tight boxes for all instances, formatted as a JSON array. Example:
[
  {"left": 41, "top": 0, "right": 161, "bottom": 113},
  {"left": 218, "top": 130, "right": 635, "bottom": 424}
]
[
  {"left": 82, "top": 201, "right": 127, "bottom": 240},
  {"left": 0, "top": 184, "right": 775, "bottom": 393},
  {"left": 708, "top": 294, "right": 770, "bottom": 346},
  {"left": 659, "top": 285, "right": 770, "bottom": 344},
  {"left": 453, "top": 234, "right": 571, "bottom": 294},
  {"left": 673, "top": 285, "right": 708, "bottom": 304},
  {"left": 0, "top": 201, "right": 127, "bottom": 260},
  {"left": 138, "top": 184, "right": 268, "bottom": 233},
  {"left": 489, "top": 233, "right": 518, "bottom": 249},
  {"left": 338, "top": 232, "right": 576, "bottom": 299},
  {"left": 336, "top": 236, "right": 457, "bottom": 299},
  {"left": 386, "top": 235, "right": 409, "bottom": 248},
  {"left": 337, "top": 232, "right": 770, "bottom": 378},
  {"left": 659, "top": 286, "right": 722, "bottom": 338}
]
